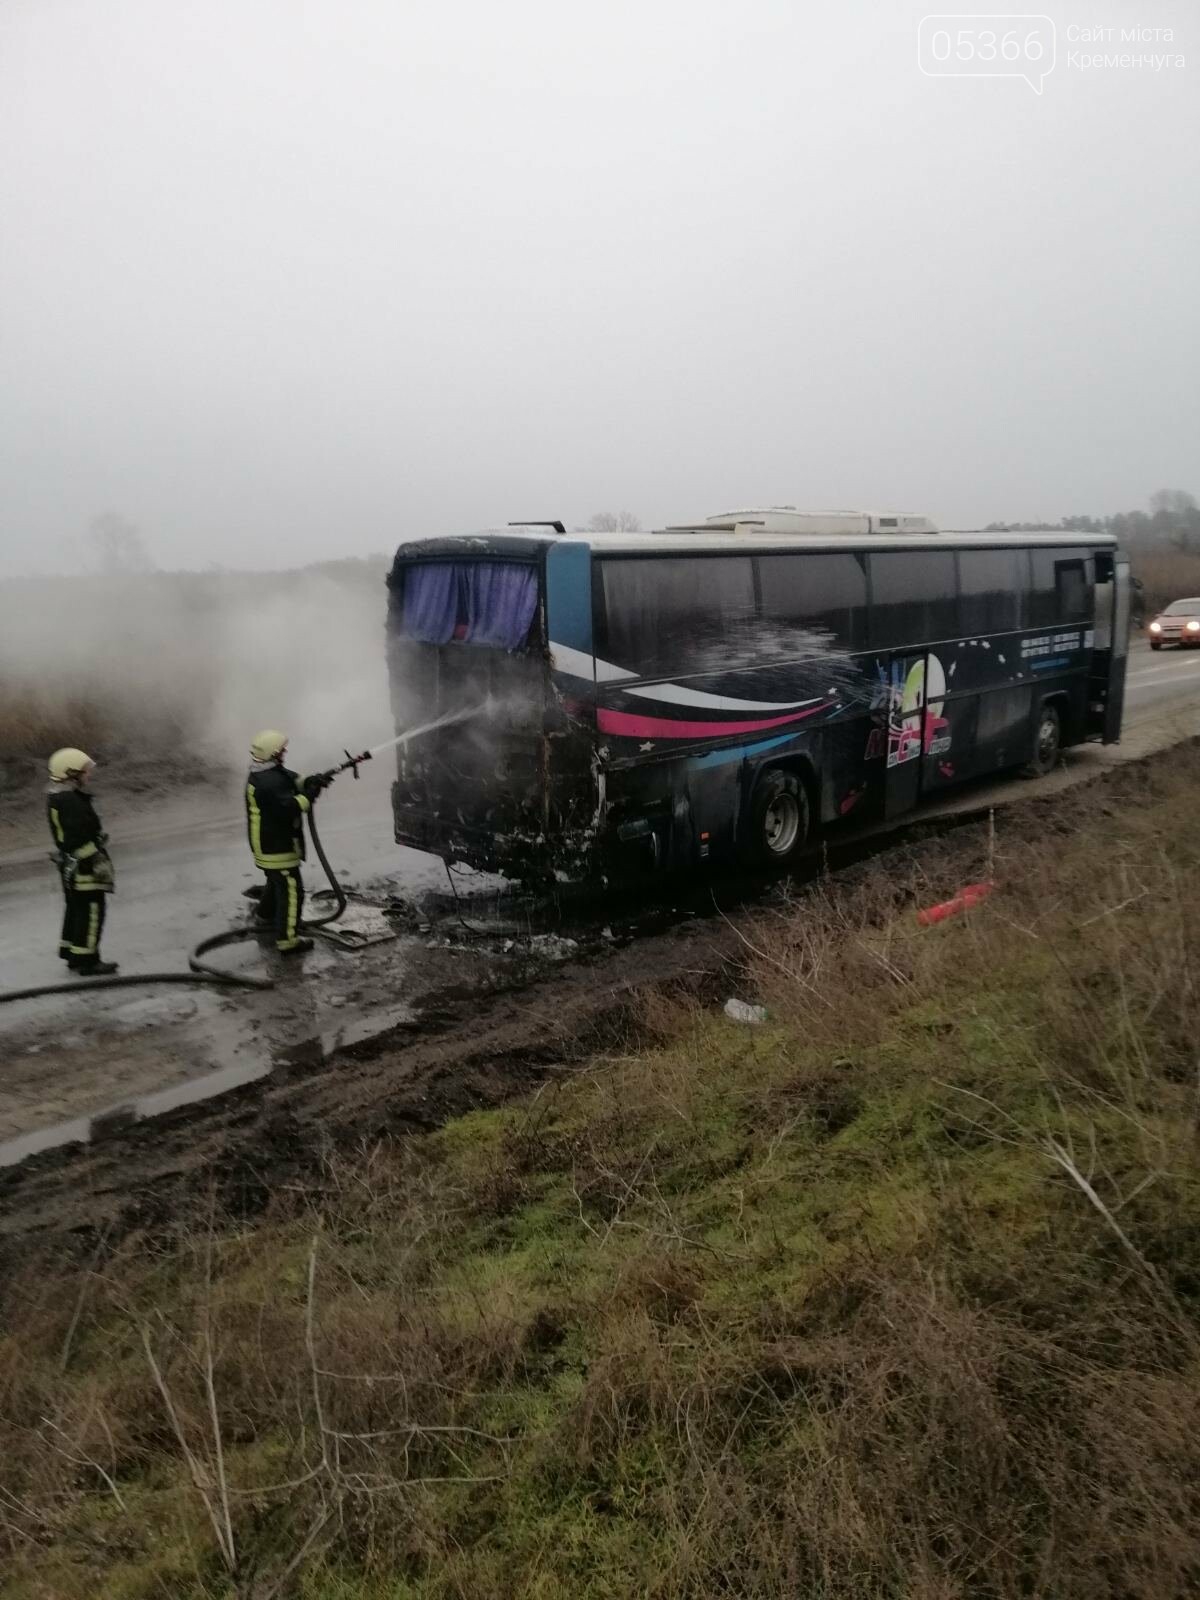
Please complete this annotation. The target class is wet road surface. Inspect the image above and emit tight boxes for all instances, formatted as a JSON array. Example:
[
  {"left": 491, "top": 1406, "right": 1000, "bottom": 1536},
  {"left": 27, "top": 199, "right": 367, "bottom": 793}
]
[{"left": 2, "top": 641, "right": 1198, "bottom": 1166}]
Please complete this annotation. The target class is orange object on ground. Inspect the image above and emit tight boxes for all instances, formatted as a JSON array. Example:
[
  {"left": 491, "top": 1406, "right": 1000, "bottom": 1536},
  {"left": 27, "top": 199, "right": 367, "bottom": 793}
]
[{"left": 916, "top": 881, "right": 994, "bottom": 926}]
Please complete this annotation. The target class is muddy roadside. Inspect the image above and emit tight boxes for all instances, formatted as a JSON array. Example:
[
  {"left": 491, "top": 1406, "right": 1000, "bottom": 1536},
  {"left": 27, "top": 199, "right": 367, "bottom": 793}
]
[
  {"left": 0, "top": 910, "right": 742, "bottom": 1262},
  {"left": 0, "top": 746, "right": 1161, "bottom": 1272}
]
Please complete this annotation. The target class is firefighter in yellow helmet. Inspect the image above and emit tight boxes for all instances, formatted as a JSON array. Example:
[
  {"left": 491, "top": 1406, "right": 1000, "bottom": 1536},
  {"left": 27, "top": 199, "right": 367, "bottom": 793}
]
[
  {"left": 46, "top": 748, "right": 118, "bottom": 975},
  {"left": 245, "top": 730, "right": 333, "bottom": 956}
]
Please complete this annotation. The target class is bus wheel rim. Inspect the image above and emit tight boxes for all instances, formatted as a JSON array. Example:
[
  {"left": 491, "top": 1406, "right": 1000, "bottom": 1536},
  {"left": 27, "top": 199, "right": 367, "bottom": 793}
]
[
  {"left": 1038, "top": 714, "right": 1058, "bottom": 762},
  {"left": 764, "top": 794, "right": 800, "bottom": 855}
]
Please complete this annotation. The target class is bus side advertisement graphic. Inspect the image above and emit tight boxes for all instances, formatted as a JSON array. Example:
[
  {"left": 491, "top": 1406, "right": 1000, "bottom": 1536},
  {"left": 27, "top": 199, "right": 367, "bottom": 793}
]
[
  {"left": 875, "top": 626, "right": 1087, "bottom": 770},
  {"left": 883, "top": 654, "right": 950, "bottom": 769}
]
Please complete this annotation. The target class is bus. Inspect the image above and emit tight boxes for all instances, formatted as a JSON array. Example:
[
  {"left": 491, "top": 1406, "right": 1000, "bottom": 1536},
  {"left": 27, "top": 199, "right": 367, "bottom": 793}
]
[{"left": 385, "top": 519, "right": 1130, "bottom": 879}]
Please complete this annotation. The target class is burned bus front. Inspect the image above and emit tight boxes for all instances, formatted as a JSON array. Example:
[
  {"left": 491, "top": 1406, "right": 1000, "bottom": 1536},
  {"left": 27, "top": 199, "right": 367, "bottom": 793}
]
[{"left": 385, "top": 535, "right": 597, "bottom": 876}]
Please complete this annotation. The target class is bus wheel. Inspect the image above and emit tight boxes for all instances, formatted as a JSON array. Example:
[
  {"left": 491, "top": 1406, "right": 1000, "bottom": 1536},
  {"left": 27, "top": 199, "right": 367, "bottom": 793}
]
[
  {"left": 1023, "top": 703, "right": 1061, "bottom": 779},
  {"left": 743, "top": 768, "right": 810, "bottom": 866}
]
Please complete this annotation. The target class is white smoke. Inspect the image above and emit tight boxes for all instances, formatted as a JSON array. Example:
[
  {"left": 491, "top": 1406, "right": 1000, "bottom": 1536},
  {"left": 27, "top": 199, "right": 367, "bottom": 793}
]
[{"left": 0, "top": 560, "right": 392, "bottom": 780}]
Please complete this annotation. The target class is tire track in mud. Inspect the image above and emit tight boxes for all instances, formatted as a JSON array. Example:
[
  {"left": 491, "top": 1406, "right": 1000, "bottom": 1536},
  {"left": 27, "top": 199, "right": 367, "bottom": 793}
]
[{"left": 0, "top": 743, "right": 1189, "bottom": 1269}]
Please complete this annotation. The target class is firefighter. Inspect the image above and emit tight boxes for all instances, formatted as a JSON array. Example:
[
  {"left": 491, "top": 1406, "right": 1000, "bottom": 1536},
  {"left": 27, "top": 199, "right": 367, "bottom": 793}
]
[
  {"left": 46, "top": 748, "right": 118, "bottom": 975},
  {"left": 245, "top": 730, "right": 332, "bottom": 956}
]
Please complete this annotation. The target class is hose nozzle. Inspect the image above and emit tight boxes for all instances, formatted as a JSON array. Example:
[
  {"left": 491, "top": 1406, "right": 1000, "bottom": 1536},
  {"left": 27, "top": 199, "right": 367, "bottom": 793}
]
[{"left": 336, "top": 748, "right": 373, "bottom": 780}]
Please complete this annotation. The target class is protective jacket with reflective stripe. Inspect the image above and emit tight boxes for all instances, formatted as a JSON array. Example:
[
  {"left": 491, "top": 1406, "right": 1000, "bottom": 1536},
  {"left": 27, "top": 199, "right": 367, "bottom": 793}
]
[
  {"left": 47, "top": 786, "right": 114, "bottom": 892},
  {"left": 245, "top": 764, "right": 311, "bottom": 869}
]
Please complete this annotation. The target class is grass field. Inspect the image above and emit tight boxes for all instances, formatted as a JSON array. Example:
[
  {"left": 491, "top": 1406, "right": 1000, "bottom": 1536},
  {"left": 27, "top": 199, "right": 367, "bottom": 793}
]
[{"left": 2, "top": 745, "right": 1199, "bottom": 1598}]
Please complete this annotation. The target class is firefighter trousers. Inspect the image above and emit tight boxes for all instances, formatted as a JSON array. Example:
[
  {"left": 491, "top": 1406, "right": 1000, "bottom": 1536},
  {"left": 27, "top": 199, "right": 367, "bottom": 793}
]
[
  {"left": 258, "top": 866, "right": 305, "bottom": 951},
  {"left": 60, "top": 886, "right": 107, "bottom": 963}
]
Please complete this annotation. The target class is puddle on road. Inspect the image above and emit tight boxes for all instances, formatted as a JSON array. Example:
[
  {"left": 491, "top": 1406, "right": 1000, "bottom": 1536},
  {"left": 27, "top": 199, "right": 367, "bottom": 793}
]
[
  {"left": 0, "top": 997, "right": 415, "bottom": 1171},
  {"left": 0, "top": 875, "right": 739, "bottom": 1173},
  {"left": 0, "top": 1055, "right": 274, "bottom": 1170},
  {"left": 0, "top": 1113, "right": 96, "bottom": 1167}
]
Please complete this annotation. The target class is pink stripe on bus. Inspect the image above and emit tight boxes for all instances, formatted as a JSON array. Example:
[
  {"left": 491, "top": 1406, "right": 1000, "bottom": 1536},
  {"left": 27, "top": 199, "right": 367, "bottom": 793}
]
[{"left": 597, "top": 703, "right": 827, "bottom": 740}]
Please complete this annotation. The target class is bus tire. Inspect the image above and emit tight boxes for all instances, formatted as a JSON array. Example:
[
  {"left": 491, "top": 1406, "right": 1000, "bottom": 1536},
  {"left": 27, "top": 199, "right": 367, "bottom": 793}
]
[
  {"left": 1022, "top": 702, "right": 1061, "bottom": 779},
  {"left": 741, "top": 768, "right": 810, "bottom": 867}
]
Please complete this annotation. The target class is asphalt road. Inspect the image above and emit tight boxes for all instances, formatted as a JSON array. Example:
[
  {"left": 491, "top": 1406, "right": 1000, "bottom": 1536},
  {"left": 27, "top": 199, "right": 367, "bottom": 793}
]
[
  {"left": 1, "top": 639, "right": 1198, "bottom": 1162},
  {"left": 1125, "top": 643, "right": 1200, "bottom": 706}
]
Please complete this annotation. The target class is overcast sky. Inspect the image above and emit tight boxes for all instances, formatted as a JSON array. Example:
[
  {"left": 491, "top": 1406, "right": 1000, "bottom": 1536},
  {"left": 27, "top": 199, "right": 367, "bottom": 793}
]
[{"left": 1, "top": 0, "right": 1197, "bottom": 575}]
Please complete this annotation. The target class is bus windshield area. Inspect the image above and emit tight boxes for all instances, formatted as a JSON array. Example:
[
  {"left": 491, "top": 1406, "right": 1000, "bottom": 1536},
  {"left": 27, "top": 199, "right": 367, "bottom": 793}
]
[{"left": 398, "top": 561, "right": 538, "bottom": 649}]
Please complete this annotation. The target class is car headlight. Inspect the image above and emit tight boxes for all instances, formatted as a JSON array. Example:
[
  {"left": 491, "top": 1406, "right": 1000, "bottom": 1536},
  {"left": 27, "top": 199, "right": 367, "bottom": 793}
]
[
  {"left": 1187, "top": 620, "right": 1200, "bottom": 633},
  {"left": 1149, "top": 621, "right": 1162, "bottom": 632}
]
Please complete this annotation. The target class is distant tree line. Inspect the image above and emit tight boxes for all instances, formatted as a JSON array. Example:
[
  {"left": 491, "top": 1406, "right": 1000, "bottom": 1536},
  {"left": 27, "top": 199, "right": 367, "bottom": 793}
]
[
  {"left": 583, "top": 511, "right": 642, "bottom": 533},
  {"left": 986, "top": 490, "right": 1200, "bottom": 553}
]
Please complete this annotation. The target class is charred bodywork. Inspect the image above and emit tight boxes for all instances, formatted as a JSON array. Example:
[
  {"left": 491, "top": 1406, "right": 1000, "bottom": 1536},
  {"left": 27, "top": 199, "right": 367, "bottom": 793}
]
[
  {"left": 387, "top": 534, "right": 597, "bottom": 877},
  {"left": 387, "top": 529, "right": 1129, "bottom": 882}
]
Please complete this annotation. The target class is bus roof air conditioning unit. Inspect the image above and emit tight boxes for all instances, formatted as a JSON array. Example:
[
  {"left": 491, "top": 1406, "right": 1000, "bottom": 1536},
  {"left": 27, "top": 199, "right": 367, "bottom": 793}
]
[{"left": 665, "top": 509, "right": 939, "bottom": 537}]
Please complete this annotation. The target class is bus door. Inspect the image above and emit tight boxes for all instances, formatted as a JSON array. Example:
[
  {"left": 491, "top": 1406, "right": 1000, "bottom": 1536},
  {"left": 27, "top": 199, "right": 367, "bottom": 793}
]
[
  {"left": 884, "top": 649, "right": 930, "bottom": 819},
  {"left": 1087, "top": 552, "right": 1130, "bottom": 743}
]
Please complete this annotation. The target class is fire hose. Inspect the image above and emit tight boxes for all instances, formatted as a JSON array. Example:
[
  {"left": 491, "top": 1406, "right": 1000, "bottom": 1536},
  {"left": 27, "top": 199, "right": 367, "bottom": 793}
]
[{"left": 0, "top": 752, "right": 372, "bottom": 1006}]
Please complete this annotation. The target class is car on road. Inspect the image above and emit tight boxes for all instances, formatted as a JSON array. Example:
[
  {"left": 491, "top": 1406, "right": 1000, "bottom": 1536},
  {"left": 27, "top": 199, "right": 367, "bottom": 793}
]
[{"left": 1147, "top": 598, "right": 1200, "bottom": 649}]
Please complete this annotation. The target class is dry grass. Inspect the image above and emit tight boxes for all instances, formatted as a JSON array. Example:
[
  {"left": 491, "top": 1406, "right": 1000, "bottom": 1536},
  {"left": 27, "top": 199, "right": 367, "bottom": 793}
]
[
  {"left": 2, "top": 748, "right": 1200, "bottom": 1597},
  {"left": 0, "top": 688, "right": 190, "bottom": 764},
  {"left": 1132, "top": 550, "right": 1200, "bottom": 614}
]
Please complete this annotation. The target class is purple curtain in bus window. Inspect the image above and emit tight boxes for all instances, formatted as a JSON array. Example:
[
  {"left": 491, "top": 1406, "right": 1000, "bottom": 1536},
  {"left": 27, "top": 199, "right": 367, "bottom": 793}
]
[
  {"left": 463, "top": 563, "right": 538, "bottom": 650},
  {"left": 402, "top": 564, "right": 459, "bottom": 643}
]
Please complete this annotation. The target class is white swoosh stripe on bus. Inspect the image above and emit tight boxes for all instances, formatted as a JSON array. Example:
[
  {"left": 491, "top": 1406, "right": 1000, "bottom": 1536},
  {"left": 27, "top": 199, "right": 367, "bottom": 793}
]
[
  {"left": 549, "top": 643, "right": 636, "bottom": 682},
  {"left": 624, "top": 683, "right": 825, "bottom": 713},
  {"left": 549, "top": 641, "right": 825, "bottom": 713}
]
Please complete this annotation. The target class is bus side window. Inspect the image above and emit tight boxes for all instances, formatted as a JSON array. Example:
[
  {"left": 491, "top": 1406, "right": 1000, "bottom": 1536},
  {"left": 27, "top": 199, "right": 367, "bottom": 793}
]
[
  {"left": 756, "top": 552, "right": 867, "bottom": 652},
  {"left": 868, "top": 551, "right": 957, "bottom": 648},
  {"left": 1030, "top": 549, "right": 1091, "bottom": 627},
  {"left": 1056, "top": 558, "right": 1090, "bottom": 622},
  {"left": 595, "top": 556, "right": 756, "bottom": 677},
  {"left": 958, "top": 549, "right": 1027, "bottom": 635}
]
